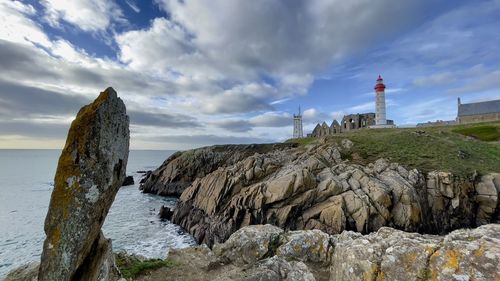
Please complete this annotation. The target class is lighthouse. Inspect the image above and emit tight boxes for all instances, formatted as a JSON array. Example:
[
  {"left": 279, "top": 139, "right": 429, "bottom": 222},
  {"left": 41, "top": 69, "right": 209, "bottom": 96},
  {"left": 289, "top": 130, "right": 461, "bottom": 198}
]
[
  {"left": 374, "top": 75, "right": 387, "bottom": 126},
  {"left": 370, "top": 75, "right": 395, "bottom": 129},
  {"left": 293, "top": 106, "right": 303, "bottom": 138}
]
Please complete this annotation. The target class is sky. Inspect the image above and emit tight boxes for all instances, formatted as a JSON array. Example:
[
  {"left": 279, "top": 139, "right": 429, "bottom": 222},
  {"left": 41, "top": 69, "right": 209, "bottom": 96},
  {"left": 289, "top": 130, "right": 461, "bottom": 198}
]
[{"left": 0, "top": 0, "right": 499, "bottom": 150}]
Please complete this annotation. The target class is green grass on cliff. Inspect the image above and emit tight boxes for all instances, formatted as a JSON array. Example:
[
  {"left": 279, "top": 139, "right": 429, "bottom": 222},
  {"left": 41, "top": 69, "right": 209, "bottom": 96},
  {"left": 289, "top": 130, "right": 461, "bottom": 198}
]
[
  {"left": 452, "top": 125, "right": 500, "bottom": 141},
  {"left": 115, "top": 253, "right": 176, "bottom": 280},
  {"left": 288, "top": 121, "right": 500, "bottom": 176}
]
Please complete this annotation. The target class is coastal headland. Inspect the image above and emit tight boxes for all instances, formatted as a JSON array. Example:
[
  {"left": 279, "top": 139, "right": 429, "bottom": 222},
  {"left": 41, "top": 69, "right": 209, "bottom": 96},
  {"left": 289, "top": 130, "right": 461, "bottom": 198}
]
[{"left": 4, "top": 90, "right": 499, "bottom": 280}]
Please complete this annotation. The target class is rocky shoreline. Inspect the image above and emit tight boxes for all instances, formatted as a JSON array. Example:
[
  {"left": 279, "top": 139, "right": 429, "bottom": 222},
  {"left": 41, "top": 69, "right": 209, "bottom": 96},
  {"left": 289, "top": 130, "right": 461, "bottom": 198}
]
[
  {"left": 4, "top": 88, "right": 499, "bottom": 281},
  {"left": 141, "top": 140, "right": 499, "bottom": 247},
  {"left": 131, "top": 223, "right": 500, "bottom": 281}
]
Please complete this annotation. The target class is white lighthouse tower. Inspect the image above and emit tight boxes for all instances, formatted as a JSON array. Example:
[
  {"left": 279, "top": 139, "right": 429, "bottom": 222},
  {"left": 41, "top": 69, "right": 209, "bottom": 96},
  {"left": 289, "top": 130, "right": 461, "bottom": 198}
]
[
  {"left": 293, "top": 106, "right": 303, "bottom": 138},
  {"left": 371, "top": 75, "right": 395, "bottom": 129},
  {"left": 375, "top": 75, "right": 387, "bottom": 125}
]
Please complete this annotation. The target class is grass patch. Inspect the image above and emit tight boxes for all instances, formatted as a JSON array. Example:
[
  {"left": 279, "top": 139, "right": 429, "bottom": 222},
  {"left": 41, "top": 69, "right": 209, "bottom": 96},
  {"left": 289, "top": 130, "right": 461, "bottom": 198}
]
[
  {"left": 115, "top": 252, "right": 176, "bottom": 280},
  {"left": 319, "top": 121, "right": 500, "bottom": 176},
  {"left": 452, "top": 125, "right": 500, "bottom": 141},
  {"left": 285, "top": 137, "right": 317, "bottom": 146}
]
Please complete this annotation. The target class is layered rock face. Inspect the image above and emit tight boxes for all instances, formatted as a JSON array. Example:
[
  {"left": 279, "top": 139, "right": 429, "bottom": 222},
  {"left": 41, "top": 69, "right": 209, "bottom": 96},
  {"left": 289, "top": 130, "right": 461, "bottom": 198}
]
[
  {"left": 140, "top": 143, "right": 297, "bottom": 196},
  {"left": 133, "top": 224, "right": 500, "bottom": 281},
  {"left": 38, "top": 88, "right": 129, "bottom": 281},
  {"left": 165, "top": 142, "right": 499, "bottom": 247}
]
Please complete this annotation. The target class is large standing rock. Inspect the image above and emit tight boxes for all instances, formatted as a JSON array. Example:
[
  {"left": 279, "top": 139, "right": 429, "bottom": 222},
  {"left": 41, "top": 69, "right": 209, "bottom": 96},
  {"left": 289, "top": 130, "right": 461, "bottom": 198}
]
[{"left": 38, "top": 87, "right": 129, "bottom": 281}]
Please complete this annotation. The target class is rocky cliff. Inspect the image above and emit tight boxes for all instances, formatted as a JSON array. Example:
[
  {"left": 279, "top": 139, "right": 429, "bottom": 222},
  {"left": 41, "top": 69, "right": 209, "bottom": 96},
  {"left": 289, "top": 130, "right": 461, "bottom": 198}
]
[
  {"left": 126, "top": 224, "right": 500, "bottom": 281},
  {"left": 144, "top": 141, "right": 499, "bottom": 247},
  {"left": 140, "top": 143, "right": 297, "bottom": 196},
  {"left": 37, "top": 87, "right": 129, "bottom": 281}
]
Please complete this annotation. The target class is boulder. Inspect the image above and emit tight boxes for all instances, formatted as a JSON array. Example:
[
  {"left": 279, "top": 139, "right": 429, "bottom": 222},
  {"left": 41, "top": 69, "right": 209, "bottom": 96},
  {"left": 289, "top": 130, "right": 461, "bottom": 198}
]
[
  {"left": 158, "top": 205, "right": 174, "bottom": 220},
  {"left": 329, "top": 224, "right": 500, "bottom": 281},
  {"left": 122, "top": 176, "right": 134, "bottom": 186},
  {"left": 213, "top": 224, "right": 283, "bottom": 265},
  {"left": 38, "top": 87, "right": 129, "bottom": 281},
  {"left": 118, "top": 224, "right": 499, "bottom": 281},
  {"left": 276, "top": 229, "right": 333, "bottom": 263},
  {"left": 428, "top": 224, "right": 500, "bottom": 281},
  {"left": 240, "top": 256, "right": 316, "bottom": 281}
]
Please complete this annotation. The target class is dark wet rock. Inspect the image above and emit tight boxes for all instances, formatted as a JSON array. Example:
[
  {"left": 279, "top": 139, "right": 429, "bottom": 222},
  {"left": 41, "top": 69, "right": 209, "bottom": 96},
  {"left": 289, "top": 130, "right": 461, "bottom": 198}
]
[
  {"left": 37, "top": 87, "right": 129, "bottom": 281},
  {"left": 122, "top": 175, "right": 134, "bottom": 186},
  {"left": 158, "top": 205, "right": 174, "bottom": 220},
  {"left": 139, "top": 171, "right": 151, "bottom": 184}
]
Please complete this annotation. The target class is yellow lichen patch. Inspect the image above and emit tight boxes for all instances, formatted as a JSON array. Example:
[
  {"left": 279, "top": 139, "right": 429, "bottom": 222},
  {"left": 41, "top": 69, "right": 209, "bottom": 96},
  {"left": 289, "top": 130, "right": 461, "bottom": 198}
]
[
  {"left": 425, "top": 245, "right": 436, "bottom": 256},
  {"left": 363, "top": 264, "right": 379, "bottom": 281},
  {"left": 404, "top": 251, "right": 418, "bottom": 265},
  {"left": 375, "top": 270, "right": 385, "bottom": 281},
  {"left": 469, "top": 268, "right": 475, "bottom": 281},
  {"left": 445, "top": 249, "right": 461, "bottom": 272},
  {"left": 52, "top": 150, "right": 81, "bottom": 220},
  {"left": 473, "top": 244, "right": 485, "bottom": 257},
  {"left": 69, "top": 89, "right": 111, "bottom": 157},
  {"left": 428, "top": 249, "right": 440, "bottom": 281},
  {"left": 430, "top": 268, "right": 438, "bottom": 281},
  {"left": 49, "top": 226, "right": 61, "bottom": 251}
]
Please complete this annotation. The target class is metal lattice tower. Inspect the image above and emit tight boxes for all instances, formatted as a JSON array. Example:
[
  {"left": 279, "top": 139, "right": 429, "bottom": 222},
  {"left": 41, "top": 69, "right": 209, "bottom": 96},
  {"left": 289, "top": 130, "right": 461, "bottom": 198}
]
[{"left": 293, "top": 106, "right": 303, "bottom": 138}]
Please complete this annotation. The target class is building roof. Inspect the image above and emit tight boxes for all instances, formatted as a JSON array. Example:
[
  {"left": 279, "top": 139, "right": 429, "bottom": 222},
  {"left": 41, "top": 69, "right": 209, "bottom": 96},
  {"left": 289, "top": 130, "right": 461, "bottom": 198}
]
[{"left": 458, "top": 99, "right": 500, "bottom": 117}]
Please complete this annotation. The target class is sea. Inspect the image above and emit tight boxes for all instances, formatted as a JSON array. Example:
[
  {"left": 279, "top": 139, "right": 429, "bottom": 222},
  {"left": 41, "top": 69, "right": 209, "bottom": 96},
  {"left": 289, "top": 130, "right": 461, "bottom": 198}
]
[{"left": 0, "top": 149, "right": 196, "bottom": 278}]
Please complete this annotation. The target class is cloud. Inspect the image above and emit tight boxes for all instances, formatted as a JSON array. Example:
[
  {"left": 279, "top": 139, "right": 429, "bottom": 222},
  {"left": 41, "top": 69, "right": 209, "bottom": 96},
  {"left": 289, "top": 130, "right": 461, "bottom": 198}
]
[
  {"left": 249, "top": 112, "right": 291, "bottom": 127},
  {"left": 302, "top": 108, "right": 330, "bottom": 124},
  {"left": 449, "top": 70, "right": 500, "bottom": 94},
  {"left": 0, "top": 79, "right": 90, "bottom": 118},
  {"left": 147, "top": 134, "right": 275, "bottom": 147},
  {"left": 114, "top": 0, "right": 436, "bottom": 114},
  {"left": 0, "top": 120, "right": 69, "bottom": 138},
  {"left": 200, "top": 83, "right": 276, "bottom": 114},
  {"left": 395, "top": 97, "right": 456, "bottom": 124},
  {"left": 413, "top": 72, "right": 455, "bottom": 87},
  {"left": 128, "top": 111, "right": 202, "bottom": 128},
  {"left": 0, "top": 1, "right": 51, "bottom": 47},
  {"left": 40, "top": 0, "right": 126, "bottom": 32},
  {"left": 210, "top": 120, "right": 253, "bottom": 133},
  {"left": 125, "top": 0, "right": 140, "bottom": 13}
]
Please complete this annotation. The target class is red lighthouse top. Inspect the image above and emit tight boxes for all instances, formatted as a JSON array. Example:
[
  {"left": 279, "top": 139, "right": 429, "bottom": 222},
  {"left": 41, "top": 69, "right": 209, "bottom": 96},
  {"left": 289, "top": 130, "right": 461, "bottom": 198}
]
[{"left": 374, "top": 75, "right": 386, "bottom": 92}]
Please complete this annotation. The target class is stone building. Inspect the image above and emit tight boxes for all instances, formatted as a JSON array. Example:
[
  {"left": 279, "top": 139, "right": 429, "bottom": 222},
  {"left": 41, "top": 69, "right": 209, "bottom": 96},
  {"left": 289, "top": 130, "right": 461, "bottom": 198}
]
[
  {"left": 457, "top": 98, "right": 500, "bottom": 124},
  {"left": 307, "top": 75, "right": 396, "bottom": 138},
  {"left": 330, "top": 120, "right": 341, "bottom": 134},
  {"left": 309, "top": 113, "right": 394, "bottom": 137},
  {"left": 340, "top": 113, "right": 376, "bottom": 132}
]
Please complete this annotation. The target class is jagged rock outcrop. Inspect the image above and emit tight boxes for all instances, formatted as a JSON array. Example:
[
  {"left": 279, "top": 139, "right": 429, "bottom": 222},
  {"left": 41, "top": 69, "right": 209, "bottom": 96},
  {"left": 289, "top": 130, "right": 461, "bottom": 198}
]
[
  {"left": 37, "top": 88, "right": 129, "bottom": 281},
  {"left": 122, "top": 175, "right": 134, "bottom": 186},
  {"left": 129, "top": 224, "right": 500, "bottom": 281},
  {"left": 169, "top": 141, "right": 500, "bottom": 247},
  {"left": 140, "top": 143, "right": 297, "bottom": 196}
]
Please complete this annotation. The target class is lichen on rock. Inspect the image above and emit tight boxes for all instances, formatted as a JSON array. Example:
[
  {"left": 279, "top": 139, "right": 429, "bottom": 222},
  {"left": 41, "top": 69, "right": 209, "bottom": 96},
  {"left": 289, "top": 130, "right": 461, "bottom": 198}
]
[{"left": 38, "top": 87, "right": 129, "bottom": 281}]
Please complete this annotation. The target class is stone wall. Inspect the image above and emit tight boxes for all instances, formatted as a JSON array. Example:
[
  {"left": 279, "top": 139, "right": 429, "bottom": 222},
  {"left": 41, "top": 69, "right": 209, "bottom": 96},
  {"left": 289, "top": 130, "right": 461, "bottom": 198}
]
[{"left": 458, "top": 112, "right": 500, "bottom": 124}]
